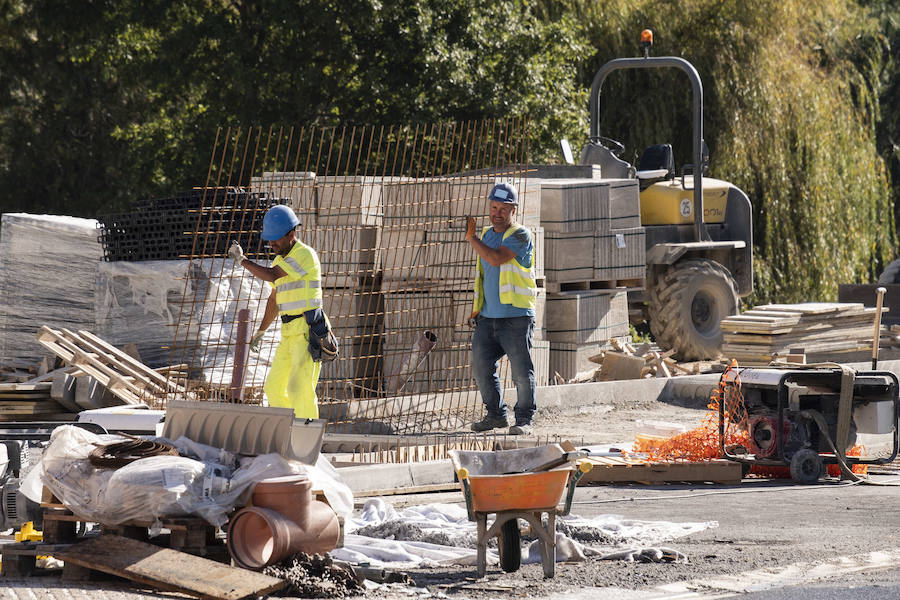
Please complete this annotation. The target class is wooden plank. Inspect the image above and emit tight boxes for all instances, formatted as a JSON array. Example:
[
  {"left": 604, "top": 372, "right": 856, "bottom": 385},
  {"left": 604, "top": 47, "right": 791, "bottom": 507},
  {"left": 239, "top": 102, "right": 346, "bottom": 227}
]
[
  {"left": 55, "top": 535, "right": 286, "bottom": 600},
  {"left": 76, "top": 329, "right": 186, "bottom": 395},
  {"left": 0, "top": 382, "right": 52, "bottom": 392},
  {"left": 579, "top": 458, "right": 742, "bottom": 484}
]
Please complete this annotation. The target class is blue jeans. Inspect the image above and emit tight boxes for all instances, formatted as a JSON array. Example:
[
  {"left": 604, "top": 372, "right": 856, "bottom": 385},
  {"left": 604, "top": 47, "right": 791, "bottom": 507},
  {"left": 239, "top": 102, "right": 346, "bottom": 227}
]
[{"left": 471, "top": 315, "right": 536, "bottom": 425}]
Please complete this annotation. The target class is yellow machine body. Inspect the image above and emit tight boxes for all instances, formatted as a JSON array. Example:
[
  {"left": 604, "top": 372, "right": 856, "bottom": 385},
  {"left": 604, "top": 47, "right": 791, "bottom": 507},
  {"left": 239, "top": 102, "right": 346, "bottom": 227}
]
[{"left": 639, "top": 176, "right": 730, "bottom": 225}]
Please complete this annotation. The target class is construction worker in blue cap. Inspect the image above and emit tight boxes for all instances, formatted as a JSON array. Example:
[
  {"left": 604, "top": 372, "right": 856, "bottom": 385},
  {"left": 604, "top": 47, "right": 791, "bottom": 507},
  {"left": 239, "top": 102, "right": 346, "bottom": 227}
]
[
  {"left": 465, "top": 182, "right": 538, "bottom": 435},
  {"left": 229, "top": 204, "right": 336, "bottom": 418}
]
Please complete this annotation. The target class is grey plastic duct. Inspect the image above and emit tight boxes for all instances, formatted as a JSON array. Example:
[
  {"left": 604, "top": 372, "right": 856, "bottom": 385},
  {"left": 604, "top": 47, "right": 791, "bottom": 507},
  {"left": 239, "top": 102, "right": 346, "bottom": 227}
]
[{"left": 162, "top": 400, "right": 325, "bottom": 464}]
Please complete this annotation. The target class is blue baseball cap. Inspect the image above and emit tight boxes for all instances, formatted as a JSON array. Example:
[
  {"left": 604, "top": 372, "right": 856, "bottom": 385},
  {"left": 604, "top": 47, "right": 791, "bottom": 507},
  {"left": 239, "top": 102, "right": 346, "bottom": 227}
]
[{"left": 488, "top": 182, "right": 518, "bottom": 205}]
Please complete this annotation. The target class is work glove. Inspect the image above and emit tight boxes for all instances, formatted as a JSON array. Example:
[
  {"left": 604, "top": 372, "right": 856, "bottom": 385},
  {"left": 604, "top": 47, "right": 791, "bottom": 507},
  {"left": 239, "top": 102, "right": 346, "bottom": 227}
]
[
  {"left": 465, "top": 216, "right": 476, "bottom": 241},
  {"left": 228, "top": 241, "right": 246, "bottom": 264},
  {"left": 249, "top": 330, "right": 265, "bottom": 352},
  {"left": 467, "top": 311, "right": 479, "bottom": 328}
]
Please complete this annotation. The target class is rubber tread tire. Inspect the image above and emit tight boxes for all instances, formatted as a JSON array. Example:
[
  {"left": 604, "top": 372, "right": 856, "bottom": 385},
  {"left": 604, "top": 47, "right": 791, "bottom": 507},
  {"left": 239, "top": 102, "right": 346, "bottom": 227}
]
[
  {"left": 648, "top": 260, "right": 739, "bottom": 361},
  {"left": 498, "top": 519, "right": 521, "bottom": 573},
  {"left": 789, "top": 448, "right": 824, "bottom": 484}
]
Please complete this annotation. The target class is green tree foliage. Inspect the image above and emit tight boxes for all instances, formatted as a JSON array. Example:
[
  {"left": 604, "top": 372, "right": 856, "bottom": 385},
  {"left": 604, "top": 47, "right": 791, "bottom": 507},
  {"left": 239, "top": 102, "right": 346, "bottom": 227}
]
[
  {"left": 0, "top": 0, "right": 588, "bottom": 215},
  {"left": 0, "top": 0, "right": 897, "bottom": 306},
  {"left": 576, "top": 0, "right": 895, "bottom": 303}
]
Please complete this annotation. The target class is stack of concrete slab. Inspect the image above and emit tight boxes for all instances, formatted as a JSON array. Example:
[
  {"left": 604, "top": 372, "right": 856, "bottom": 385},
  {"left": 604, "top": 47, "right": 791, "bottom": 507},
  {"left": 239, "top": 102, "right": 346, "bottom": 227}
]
[
  {"left": 0, "top": 214, "right": 103, "bottom": 366},
  {"left": 540, "top": 178, "right": 644, "bottom": 286},
  {"left": 545, "top": 290, "right": 629, "bottom": 380}
]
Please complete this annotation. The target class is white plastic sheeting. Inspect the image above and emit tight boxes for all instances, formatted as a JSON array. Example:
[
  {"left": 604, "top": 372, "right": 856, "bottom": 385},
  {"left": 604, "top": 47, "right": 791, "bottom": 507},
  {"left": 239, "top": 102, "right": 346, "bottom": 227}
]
[
  {"left": 21, "top": 425, "right": 354, "bottom": 526},
  {"left": 95, "top": 257, "right": 275, "bottom": 381},
  {"left": 0, "top": 213, "right": 103, "bottom": 365},
  {"left": 333, "top": 498, "right": 717, "bottom": 568}
]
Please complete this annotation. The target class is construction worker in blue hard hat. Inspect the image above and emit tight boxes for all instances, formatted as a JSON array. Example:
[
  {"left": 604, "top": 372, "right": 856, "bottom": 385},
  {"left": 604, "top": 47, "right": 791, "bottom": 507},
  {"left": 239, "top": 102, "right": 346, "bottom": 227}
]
[
  {"left": 229, "top": 204, "right": 336, "bottom": 418},
  {"left": 465, "top": 182, "right": 538, "bottom": 436}
]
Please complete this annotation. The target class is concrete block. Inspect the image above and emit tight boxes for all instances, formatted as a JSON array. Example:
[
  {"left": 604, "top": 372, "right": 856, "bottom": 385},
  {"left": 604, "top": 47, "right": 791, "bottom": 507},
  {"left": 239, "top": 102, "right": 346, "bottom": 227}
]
[
  {"left": 544, "top": 231, "right": 594, "bottom": 282},
  {"left": 599, "top": 179, "right": 641, "bottom": 231},
  {"left": 75, "top": 376, "right": 121, "bottom": 410},
  {"left": 381, "top": 292, "right": 455, "bottom": 393},
  {"left": 382, "top": 177, "right": 448, "bottom": 221},
  {"left": 251, "top": 172, "right": 317, "bottom": 226},
  {"left": 304, "top": 226, "right": 379, "bottom": 287},
  {"left": 540, "top": 178, "right": 640, "bottom": 233},
  {"left": 549, "top": 341, "right": 607, "bottom": 382},
  {"left": 545, "top": 290, "right": 629, "bottom": 344},
  {"left": 446, "top": 176, "right": 495, "bottom": 218},
  {"left": 50, "top": 371, "right": 80, "bottom": 412},
  {"left": 423, "top": 225, "right": 475, "bottom": 284},
  {"left": 594, "top": 226, "right": 645, "bottom": 282},
  {"left": 317, "top": 176, "right": 382, "bottom": 226},
  {"left": 377, "top": 229, "right": 428, "bottom": 284}
]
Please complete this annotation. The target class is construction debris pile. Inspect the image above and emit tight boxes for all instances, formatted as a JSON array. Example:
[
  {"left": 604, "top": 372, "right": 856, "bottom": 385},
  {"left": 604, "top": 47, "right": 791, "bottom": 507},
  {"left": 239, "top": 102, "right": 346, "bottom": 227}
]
[{"left": 566, "top": 338, "right": 704, "bottom": 383}]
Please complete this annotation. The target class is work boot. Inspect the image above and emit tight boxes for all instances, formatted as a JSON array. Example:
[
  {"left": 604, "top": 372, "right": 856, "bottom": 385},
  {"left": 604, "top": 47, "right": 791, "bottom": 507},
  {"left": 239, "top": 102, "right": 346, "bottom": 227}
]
[
  {"left": 508, "top": 423, "right": 533, "bottom": 436},
  {"left": 471, "top": 414, "right": 509, "bottom": 432}
]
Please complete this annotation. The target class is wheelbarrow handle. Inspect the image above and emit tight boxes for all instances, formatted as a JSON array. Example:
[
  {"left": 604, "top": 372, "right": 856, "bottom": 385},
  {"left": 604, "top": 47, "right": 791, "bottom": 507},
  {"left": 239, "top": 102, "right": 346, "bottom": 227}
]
[
  {"left": 560, "top": 461, "right": 593, "bottom": 516},
  {"left": 456, "top": 468, "right": 476, "bottom": 521}
]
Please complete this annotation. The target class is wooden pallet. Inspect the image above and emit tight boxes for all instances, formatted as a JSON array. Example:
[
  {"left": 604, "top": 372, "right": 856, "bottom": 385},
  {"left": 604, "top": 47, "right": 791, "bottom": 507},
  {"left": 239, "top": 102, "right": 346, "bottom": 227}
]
[
  {"left": 545, "top": 277, "right": 643, "bottom": 294},
  {"left": 578, "top": 456, "right": 742, "bottom": 484},
  {"left": 36, "top": 327, "right": 187, "bottom": 405}
]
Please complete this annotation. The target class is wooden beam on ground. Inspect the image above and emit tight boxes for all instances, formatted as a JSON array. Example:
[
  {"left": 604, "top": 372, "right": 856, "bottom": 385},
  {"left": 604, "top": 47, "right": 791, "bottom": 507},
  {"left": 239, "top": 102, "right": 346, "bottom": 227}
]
[
  {"left": 578, "top": 457, "right": 742, "bottom": 485},
  {"left": 55, "top": 535, "right": 285, "bottom": 600}
]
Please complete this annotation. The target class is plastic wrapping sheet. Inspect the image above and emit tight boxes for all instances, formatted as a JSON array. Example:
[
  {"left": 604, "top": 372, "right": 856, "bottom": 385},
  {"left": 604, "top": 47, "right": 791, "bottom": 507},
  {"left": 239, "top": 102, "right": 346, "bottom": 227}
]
[
  {"left": 96, "top": 260, "right": 193, "bottom": 367},
  {"left": 175, "top": 257, "right": 274, "bottom": 386},
  {"left": 96, "top": 257, "right": 273, "bottom": 380},
  {"left": 32, "top": 425, "right": 298, "bottom": 526},
  {"left": 0, "top": 213, "right": 102, "bottom": 365}
]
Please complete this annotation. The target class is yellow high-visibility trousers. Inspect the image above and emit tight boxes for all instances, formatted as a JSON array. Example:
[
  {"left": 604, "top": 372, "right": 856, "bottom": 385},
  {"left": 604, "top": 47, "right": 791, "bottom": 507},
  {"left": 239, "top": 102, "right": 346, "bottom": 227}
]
[{"left": 264, "top": 318, "right": 321, "bottom": 419}]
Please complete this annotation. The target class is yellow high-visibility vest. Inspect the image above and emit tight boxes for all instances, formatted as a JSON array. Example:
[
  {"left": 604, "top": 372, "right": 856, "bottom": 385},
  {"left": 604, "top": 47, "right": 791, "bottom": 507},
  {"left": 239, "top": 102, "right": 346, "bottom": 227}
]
[
  {"left": 473, "top": 224, "right": 536, "bottom": 313},
  {"left": 271, "top": 241, "right": 322, "bottom": 317}
]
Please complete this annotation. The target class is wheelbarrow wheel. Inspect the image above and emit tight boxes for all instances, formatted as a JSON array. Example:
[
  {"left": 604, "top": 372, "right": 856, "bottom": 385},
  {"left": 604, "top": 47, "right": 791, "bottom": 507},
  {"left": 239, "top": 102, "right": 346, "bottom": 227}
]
[{"left": 498, "top": 519, "right": 521, "bottom": 572}]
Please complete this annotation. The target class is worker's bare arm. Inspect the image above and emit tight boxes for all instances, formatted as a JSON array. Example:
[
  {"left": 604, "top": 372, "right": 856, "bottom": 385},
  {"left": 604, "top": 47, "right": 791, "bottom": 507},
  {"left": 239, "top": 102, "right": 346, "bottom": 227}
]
[
  {"left": 467, "top": 237, "right": 516, "bottom": 267},
  {"left": 257, "top": 291, "right": 278, "bottom": 332}
]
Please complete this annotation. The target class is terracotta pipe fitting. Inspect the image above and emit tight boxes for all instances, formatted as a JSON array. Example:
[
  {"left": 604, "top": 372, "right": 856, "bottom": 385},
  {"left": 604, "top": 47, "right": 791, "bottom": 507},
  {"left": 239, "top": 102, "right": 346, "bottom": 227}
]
[{"left": 227, "top": 474, "right": 340, "bottom": 570}]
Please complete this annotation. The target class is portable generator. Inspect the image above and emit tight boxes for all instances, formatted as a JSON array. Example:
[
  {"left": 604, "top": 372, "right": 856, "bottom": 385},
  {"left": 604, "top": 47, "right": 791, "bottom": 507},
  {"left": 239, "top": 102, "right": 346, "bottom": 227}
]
[{"left": 720, "top": 367, "right": 899, "bottom": 483}]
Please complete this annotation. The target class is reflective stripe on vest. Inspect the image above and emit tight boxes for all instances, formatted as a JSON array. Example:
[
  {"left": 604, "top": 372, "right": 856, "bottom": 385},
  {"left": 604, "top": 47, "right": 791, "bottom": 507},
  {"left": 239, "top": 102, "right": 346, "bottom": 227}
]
[
  {"left": 278, "top": 280, "right": 321, "bottom": 291},
  {"left": 278, "top": 297, "right": 323, "bottom": 312},
  {"left": 283, "top": 256, "right": 308, "bottom": 277}
]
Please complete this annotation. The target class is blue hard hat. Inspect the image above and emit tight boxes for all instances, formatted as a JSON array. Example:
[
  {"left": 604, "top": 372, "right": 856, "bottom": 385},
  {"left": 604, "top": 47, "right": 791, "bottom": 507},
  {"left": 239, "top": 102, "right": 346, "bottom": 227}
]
[
  {"left": 488, "top": 182, "right": 518, "bottom": 205},
  {"left": 261, "top": 205, "right": 300, "bottom": 240}
]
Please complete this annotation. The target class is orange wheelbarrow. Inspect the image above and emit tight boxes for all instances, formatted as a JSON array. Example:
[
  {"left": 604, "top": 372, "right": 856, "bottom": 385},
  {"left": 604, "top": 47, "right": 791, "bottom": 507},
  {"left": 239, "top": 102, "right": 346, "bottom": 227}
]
[{"left": 449, "top": 444, "right": 592, "bottom": 578}]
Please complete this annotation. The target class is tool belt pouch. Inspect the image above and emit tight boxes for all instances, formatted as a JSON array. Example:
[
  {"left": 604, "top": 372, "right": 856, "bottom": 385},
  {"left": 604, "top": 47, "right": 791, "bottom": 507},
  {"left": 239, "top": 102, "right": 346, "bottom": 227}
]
[{"left": 305, "top": 308, "right": 339, "bottom": 362}]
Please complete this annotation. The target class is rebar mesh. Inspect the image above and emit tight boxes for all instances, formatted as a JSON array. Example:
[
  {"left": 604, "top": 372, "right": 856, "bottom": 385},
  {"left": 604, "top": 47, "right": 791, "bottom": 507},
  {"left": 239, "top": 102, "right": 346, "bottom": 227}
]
[{"left": 160, "top": 118, "right": 534, "bottom": 434}]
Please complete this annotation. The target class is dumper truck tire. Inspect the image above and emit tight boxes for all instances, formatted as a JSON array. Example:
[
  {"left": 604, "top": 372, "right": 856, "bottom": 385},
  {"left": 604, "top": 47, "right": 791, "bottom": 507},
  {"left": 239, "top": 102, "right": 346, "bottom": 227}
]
[
  {"left": 649, "top": 260, "right": 739, "bottom": 361},
  {"left": 498, "top": 519, "right": 521, "bottom": 572}
]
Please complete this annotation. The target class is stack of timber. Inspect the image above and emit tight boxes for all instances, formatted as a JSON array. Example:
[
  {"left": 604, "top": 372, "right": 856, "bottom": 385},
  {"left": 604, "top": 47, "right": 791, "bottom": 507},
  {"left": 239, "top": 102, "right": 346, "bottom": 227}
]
[
  {"left": 0, "top": 381, "right": 76, "bottom": 422},
  {"left": 720, "top": 302, "right": 882, "bottom": 365}
]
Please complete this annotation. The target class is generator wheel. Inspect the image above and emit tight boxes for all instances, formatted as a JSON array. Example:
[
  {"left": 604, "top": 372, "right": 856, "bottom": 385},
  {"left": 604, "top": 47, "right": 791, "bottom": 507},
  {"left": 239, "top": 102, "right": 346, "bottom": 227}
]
[
  {"left": 789, "top": 449, "right": 824, "bottom": 484},
  {"left": 648, "top": 260, "right": 739, "bottom": 360},
  {"left": 498, "top": 519, "right": 521, "bottom": 573},
  {"left": 877, "top": 258, "right": 900, "bottom": 284}
]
